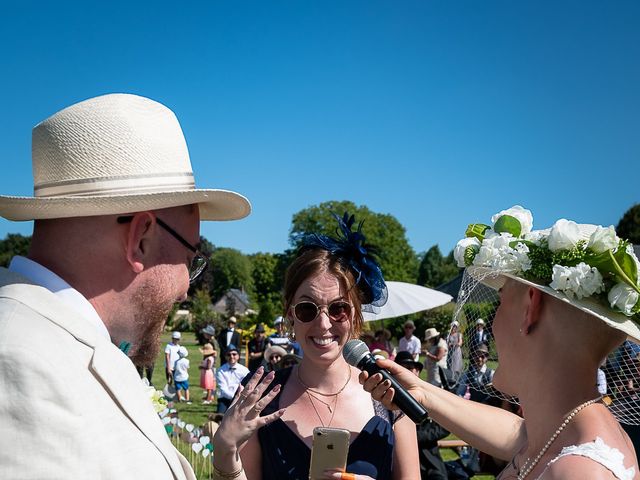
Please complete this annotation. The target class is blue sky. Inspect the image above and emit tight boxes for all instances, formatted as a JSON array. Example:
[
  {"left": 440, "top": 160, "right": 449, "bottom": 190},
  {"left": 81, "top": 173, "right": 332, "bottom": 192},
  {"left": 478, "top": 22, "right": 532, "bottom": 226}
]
[{"left": 0, "top": 1, "right": 638, "bottom": 256}]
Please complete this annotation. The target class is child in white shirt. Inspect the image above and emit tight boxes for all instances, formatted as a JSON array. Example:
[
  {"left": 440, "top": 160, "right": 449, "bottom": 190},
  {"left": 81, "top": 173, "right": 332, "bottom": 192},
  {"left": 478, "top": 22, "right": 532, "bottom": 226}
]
[{"left": 173, "top": 346, "right": 191, "bottom": 404}]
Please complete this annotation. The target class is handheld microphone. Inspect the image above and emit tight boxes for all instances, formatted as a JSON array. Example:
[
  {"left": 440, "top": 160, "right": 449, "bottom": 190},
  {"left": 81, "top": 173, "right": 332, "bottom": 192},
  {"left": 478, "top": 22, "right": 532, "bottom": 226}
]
[{"left": 343, "top": 339, "right": 429, "bottom": 424}]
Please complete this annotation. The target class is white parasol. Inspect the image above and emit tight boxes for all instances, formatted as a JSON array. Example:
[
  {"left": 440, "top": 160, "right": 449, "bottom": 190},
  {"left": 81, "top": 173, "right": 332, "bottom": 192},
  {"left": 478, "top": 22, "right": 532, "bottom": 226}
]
[{"left": 363, "top": 281, "right": 452, "bottom": 321}]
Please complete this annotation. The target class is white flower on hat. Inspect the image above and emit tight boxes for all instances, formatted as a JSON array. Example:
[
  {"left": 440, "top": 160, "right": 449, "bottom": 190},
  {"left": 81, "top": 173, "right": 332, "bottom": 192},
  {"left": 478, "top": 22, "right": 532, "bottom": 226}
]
[
  {"left": 454, "top": 237, "right": 481, "bottom": 267},
  {"left": 608, "top": 282, "right": 640, "bottom": 316},
  {"left": 548, "top": 219, "right": 582, "bottom": 252},
  {"left": 588, "top": 225, "right": 620, "bottom": 254},
  {"left": 473, "top": 233, "right": 531, "bottom": 274},
  {"left": 491, "top": 205, "right": 533, "bottom": 235},
  {"left": 549, "top": 262, "right": 604, "bottom": 299},
  {"left": 523, "top": 229, "right": 547, "bottom": 246}
]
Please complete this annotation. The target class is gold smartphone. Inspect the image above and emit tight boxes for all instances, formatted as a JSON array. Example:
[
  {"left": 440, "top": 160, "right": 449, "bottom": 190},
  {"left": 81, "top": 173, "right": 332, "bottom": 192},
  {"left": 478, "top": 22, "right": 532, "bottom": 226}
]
[{"left": 308, "top": 427, "right": 350, "bottom": 480}]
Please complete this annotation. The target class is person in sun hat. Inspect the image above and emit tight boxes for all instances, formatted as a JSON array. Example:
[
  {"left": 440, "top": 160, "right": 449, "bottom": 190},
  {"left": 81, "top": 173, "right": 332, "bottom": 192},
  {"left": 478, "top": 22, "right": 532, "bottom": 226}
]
[
  {"left": 398, "top": 319, "right": 421, "bottom": 362},
  {"left": 455, "top": 343, "right": 494, "bottom": 404},
  {"left": 446, "top": 320, "right": 464, "bottom": 380},
  {"left": 0, "top": 93, "right": 251, "bottom": 479},
  {"left": 423, "top": 327, "right": 448, "bottom": 387},
  {"left": 360, "top": 206, "right": 639, "bottom": 479},
  {"left": 199, "top": 342, "right": 218, "bottom": 405},
  {"left": 173, "top": 346, "right": 191, "bottom": 404},
  {"left": 267, "top": 315, "right": 292, "bottom": 352},
  {"left": 215, "top": 344, "right": 250, "bottom": 414},
  {"left": 370, "top": 327, "right": 395, "bottom": 358},
  {"left": 218, "top": 316, "right": 241, "bottom": 361},
  {"left": 247, "top": 323, "right": 268, "bottom": 372},
  {"left": 164, "top": 330, "right": 182, "bottom": 384},
  {"left": 263, "top": 344, "right": 287, "bottom": 373}
]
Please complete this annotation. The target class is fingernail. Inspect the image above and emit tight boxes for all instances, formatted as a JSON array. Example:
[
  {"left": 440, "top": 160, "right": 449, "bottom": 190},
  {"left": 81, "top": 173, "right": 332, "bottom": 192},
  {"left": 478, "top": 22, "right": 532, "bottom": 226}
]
[{"left": 272, "top": 384, "right": 281, "bottom": 392}]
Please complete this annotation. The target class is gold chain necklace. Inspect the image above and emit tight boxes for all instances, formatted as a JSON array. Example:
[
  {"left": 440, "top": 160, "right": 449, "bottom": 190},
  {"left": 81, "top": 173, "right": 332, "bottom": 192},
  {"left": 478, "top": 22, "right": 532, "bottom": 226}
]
[
  {"left": 296, "top": 364, "right": 351, "bottom": 396},
  {"left": 297, "top": 364, "right": 351, "bottom": 428},
  {"left": 307, "top": 391, "right": 336, "bottom": 413},
  {"left": 517, "top": 396, "right": 602, "bottom": 480},
  {"left": 307, "top": 391, "right": 338, "bottom": 427}
]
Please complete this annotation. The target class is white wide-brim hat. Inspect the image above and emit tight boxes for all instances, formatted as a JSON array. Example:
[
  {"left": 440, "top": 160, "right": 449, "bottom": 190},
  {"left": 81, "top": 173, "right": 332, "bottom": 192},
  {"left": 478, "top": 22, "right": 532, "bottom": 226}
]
[
  {"left": 0, "top": 93, "right": 250, "bottom": 221},
  {"left": 264, "top": 345, "right": 287, "bottom": 361},
  {"left": 424, "top": 327, "right": 440, "bottom": 341},
  {"left": 468, "top": 266, "right": 640, "bottom": 343}
]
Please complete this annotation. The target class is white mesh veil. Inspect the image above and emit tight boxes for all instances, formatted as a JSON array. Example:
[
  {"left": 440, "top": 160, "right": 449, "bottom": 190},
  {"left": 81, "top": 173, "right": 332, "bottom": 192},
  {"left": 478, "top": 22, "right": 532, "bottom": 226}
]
[{"left": 453, "top": 269, "right": 640, "bottom": 425}]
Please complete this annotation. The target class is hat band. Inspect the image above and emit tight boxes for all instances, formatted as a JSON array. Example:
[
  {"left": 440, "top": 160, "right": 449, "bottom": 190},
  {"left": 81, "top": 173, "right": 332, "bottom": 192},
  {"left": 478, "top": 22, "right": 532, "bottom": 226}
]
[{"left": 34, "top": 172, "right": 195, "bottom": 198}]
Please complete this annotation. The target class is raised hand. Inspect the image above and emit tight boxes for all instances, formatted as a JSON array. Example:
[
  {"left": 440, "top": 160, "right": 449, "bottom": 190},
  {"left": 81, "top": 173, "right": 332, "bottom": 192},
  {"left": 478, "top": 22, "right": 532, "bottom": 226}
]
[{"left": 213, "top": 367, "right": 285, "bottom": 452}]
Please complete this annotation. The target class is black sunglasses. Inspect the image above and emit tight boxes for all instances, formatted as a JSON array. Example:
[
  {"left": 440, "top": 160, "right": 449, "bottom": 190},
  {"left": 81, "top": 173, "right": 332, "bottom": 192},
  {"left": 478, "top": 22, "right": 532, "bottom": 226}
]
[
  {"left": 117, "top": 215, "right": 208, "bottom": 283},
  {"left": 291, "top": 300, "right": 352, "bottom": 323}
]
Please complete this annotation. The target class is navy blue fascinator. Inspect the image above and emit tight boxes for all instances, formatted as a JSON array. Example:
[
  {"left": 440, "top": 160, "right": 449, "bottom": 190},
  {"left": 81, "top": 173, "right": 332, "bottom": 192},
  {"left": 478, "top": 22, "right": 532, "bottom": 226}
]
[{"left": 300, "top": 213, "right": 388, "bottom": 312}]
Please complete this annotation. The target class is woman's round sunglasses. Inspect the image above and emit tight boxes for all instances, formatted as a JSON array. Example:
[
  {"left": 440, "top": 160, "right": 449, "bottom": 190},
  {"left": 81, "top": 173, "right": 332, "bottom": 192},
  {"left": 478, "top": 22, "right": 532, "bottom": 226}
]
[{"left": 291, "top": 301, "right": 353, "bottom": 323}]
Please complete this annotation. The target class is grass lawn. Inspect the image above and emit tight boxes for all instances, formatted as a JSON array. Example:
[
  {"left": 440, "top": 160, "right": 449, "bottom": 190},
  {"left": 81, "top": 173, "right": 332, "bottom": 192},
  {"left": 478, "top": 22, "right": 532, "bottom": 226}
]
[{"left": 149, "top": 332, "right": 220, "bottom": 426}]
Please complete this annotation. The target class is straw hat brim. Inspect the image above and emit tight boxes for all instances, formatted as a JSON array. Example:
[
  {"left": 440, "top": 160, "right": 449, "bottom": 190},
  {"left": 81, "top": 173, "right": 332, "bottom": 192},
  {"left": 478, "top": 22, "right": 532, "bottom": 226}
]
[
  {"left": 0, "top": 189, "right": 251, "bottom": 221},
  {"left": 264, "top": 345, "right": 287, "bottom": 360},
  {"left": 468, "top": 266, "right": 640, "bottom": 343}
]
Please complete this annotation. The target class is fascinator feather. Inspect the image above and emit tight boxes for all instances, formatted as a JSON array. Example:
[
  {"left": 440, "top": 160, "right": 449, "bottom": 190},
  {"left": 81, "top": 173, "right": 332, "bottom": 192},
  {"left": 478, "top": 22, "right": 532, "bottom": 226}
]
[{"left": 300, "top": 212, "right": 388, "bottom": 312}]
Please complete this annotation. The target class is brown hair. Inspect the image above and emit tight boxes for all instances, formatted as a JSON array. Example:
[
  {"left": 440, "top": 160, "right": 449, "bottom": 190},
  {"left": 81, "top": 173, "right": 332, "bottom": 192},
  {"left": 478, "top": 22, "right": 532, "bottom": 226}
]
[{"left": 283, "top": 247, "right": 365, "bottom": 338}]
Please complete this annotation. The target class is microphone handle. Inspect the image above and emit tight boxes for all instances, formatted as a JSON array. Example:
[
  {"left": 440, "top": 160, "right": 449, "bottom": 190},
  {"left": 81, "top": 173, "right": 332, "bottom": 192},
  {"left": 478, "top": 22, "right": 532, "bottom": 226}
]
[{"left": 358, "top": 356, "right": 429, "bottom": 424}]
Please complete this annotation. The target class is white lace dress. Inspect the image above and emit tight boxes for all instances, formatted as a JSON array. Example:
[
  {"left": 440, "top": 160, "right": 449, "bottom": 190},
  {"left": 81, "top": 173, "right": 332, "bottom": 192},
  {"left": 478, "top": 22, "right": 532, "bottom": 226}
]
[{"left": 534, "top": 437, "right": 636, "bottom": 480}]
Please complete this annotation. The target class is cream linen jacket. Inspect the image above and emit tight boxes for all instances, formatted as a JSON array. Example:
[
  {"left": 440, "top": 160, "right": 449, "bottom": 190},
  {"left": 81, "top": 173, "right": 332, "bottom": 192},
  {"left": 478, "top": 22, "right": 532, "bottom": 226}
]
[{"left": 0, "top": 268, "right": 196, "bottom": 479}]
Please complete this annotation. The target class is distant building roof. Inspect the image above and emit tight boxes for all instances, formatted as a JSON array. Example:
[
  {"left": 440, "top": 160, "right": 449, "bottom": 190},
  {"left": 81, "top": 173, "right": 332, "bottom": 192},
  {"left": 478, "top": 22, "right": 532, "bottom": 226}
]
[{"left": 213, "top": 288, "right": 251, "bottom": 315}]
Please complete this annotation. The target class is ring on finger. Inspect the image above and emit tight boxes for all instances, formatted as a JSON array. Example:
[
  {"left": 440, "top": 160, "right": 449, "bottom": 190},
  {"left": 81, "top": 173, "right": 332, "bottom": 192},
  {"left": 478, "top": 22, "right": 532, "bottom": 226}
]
[
  {"left": 252, "top": 403, "right": 262, "bottom": 414},
  {"left": 340, "top": 473, "right": 355, "bottom": 480}
]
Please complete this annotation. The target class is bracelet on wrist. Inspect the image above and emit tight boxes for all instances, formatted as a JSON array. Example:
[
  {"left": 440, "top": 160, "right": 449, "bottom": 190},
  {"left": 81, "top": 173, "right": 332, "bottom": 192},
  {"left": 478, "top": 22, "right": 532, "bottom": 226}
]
[{"left": 213, "top": 464, "right": 243, "bottom": 480}]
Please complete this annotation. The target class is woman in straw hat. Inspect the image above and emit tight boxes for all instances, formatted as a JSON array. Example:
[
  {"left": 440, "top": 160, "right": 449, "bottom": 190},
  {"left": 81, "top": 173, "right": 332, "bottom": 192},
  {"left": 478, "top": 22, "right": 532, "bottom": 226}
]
[
  {"left": 423, "top": 327, "right": 447, "bottom": 387},
  {"left": 211, "top": 213, "right": 419, "bottom": 480},
  {"left": 360, "top": 206, "right": 639, "bottom": 479},
  {"left": 199, "top": 343, "right": 217, "bottom": 405}
]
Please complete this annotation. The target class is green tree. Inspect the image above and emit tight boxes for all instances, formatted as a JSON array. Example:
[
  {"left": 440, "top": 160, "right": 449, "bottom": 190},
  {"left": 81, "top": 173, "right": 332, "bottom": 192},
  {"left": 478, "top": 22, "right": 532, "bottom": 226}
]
[
  {"left": 190, "top": 289, "right": 222, "bottom": 344},
  {"left": 617, "top": 204, "right": 640, "bottom": 244},
  {"left": 249, "top": 252, "right": 283, "bottom": 324},
  {"left": 0, "top": 233, "right": 31, "bottom": 267},
  {"left": 289, "top": 201, "right": 418, "bottom": 282},
  {"left": 209, "top": 247, "right": 254, "bottom": 302},
  {"left": 417, "top": 245, "right": 460, "bottom": 288}
]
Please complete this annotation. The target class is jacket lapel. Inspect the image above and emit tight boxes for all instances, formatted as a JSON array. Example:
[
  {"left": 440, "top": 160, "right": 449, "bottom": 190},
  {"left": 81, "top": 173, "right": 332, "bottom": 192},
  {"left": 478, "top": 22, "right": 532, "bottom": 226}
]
[{"left": 90, "top": 343, "right": 188, "bottom": 480}]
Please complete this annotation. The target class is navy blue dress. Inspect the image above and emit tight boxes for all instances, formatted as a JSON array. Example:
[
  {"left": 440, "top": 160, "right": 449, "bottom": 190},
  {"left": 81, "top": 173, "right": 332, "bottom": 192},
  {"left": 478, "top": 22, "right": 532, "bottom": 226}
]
[{"left": 257, "top": 367, "right": 397, "bottom": 479}]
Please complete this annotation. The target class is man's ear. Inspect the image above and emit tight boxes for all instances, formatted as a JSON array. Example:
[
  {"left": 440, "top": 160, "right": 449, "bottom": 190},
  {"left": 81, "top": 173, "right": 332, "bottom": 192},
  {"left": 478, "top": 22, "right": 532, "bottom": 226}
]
[
  {"left": 124, "top": 212, "right": 156, "bottom": 274},
  {"left": 523, "top": 286, "right": 544, "bottom": 335}
]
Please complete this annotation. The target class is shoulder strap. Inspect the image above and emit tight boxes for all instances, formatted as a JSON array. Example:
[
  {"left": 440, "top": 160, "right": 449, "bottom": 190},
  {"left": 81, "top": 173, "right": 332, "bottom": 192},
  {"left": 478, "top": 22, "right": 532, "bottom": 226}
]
[{"left": 543, "top": 437, "right": 636, "bottom": 480}]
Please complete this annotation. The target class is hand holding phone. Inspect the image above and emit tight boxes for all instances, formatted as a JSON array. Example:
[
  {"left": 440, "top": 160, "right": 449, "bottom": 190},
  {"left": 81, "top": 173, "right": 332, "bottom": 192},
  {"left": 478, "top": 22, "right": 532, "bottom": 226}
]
[{"left": 308, "top": 427, "right": 350, "bottom": 480}]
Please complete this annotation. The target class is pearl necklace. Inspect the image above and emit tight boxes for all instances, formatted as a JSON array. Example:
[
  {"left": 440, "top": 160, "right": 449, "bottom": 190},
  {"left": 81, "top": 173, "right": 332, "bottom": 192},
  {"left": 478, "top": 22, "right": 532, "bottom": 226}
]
[{"left": 517, "top": 396, "right": 602, "bottom": 480}]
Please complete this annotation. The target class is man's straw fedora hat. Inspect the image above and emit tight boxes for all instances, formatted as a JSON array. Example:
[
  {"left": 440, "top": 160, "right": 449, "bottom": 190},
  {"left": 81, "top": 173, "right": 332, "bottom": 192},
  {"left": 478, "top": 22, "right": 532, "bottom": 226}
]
[{"left": 0, "top": 93, "right": 250, "bottom": 221}]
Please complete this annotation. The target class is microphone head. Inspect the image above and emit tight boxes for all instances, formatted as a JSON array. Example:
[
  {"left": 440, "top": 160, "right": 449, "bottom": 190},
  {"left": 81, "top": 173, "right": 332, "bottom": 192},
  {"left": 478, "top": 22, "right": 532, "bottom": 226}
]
[{"left": 342, "top": 339, "right": 371, "bottom": 367}]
